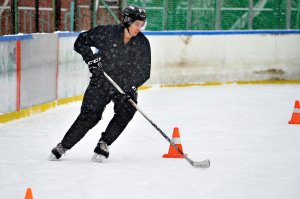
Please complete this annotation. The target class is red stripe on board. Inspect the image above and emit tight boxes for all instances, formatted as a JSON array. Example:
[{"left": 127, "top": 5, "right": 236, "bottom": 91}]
[
  {"left": 56, "top": 37, "right": 59, "bottom": 99},
  {"left": 16, "top": 40, "right": 21, "bottom": 111}
]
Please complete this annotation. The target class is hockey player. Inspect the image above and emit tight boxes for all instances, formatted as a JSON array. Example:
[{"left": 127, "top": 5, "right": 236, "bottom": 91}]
[{"left": 49, "top": 5, "right": 151, "bottom": 162}]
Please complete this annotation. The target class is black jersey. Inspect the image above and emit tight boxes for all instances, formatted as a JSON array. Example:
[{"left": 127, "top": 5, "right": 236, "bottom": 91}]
[{"left": 74, "top": 25, "right": 151, "bottom": 90}]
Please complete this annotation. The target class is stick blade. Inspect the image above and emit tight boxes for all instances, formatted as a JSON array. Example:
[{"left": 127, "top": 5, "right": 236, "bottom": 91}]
[{"left": 192, "top": 159, "right": 210, "bottom": 168}]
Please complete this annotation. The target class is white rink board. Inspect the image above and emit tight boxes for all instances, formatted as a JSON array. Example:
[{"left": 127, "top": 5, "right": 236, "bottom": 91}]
[
  {"left": 0, "top": 31, "right": 300, "bottom": 116},
  {"left": 146, "top": 32, "right": 300, "bottom": 84},
  {"left": 0, "top": 41, "right": 17, "bottom": 114}
]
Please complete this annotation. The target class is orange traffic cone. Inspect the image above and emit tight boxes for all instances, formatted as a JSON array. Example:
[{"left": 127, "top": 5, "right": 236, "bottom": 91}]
[
  {"left": 24, "top": 188, "right": 33, "bottom": 199},
  {"left": 163, "top": 127, "right": 187, "bottom": 158},
  {"left": 289, "top": 100, "right": 300, "bottom": 124}
]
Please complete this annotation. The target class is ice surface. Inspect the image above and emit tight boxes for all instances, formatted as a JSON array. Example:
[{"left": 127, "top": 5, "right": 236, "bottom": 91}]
[{"left": 0, "top": 84, "right": 300, "bottom": 199}]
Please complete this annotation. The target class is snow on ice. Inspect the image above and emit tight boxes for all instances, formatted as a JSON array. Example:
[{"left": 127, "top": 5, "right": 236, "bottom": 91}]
[{"left": 0, "top": 84, "right": 300, "bottom": 199}]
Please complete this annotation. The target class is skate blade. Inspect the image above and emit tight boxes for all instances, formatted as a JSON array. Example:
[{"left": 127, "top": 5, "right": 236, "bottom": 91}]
[
  {"left": 48, "top": 153, "right": 59, "bottom": 161},
  {"left": 91, "top": 153, "right": 106, "bottom": 162}
]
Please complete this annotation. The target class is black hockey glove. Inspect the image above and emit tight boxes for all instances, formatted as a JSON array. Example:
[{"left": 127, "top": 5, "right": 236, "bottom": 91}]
[
  {"left": 85, "top": 55, "right": 103, "bottom": 74},
  {"left": 118, "top": 86, "right": 137, "bottom": 103}
]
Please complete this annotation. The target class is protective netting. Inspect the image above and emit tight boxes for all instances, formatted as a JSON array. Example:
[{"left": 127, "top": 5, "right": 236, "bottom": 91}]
[
  {"left": 126, "top": 0, "right": 300, "bottom": 31},
  {"left": 1, "top": 0, "right": 299, "bottom": 35}
]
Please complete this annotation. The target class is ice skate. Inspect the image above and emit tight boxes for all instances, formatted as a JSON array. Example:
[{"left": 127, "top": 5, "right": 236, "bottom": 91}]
[
  {"left": 48, "top": 143, "right": 67, "bottom": 161},
  {"left": 91, "top": 153, "right": 107, "bottom": 162},
  {"left": 91, "top": 140, "right": 109, "bottom": 162}
]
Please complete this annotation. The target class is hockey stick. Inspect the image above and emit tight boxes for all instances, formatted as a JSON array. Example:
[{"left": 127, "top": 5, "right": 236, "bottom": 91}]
[{"left": 103, "top": 71, "right": 210, "bottom": 168}]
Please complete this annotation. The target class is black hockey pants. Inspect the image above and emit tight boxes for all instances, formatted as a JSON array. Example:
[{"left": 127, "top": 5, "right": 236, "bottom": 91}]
[{"left": 61, "top": 79, "right": 137, "bottom": 149}]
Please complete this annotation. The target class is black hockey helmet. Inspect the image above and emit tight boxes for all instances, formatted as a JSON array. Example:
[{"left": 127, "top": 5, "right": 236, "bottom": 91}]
[{"left": 122, "top": 5, "right": 147, "bottom": 29}]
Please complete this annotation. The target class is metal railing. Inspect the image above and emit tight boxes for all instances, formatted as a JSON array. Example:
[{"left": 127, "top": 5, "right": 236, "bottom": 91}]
[
  {"left": 1, "top": 0, "right": 299, "bottom": 35},
  {"left": 0, "top": 0, "right": 121, "bottom": 35}
]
